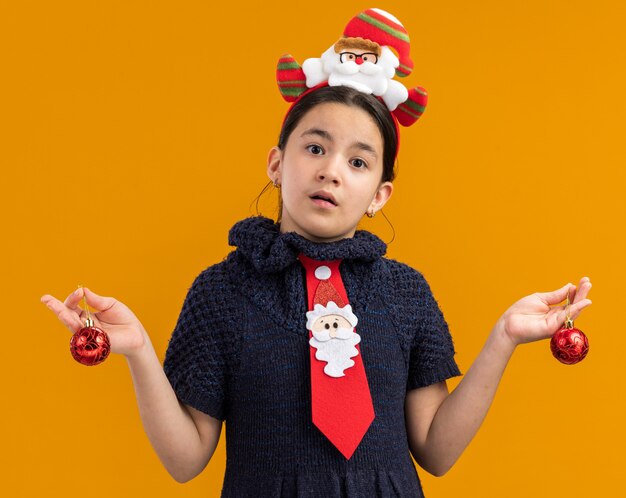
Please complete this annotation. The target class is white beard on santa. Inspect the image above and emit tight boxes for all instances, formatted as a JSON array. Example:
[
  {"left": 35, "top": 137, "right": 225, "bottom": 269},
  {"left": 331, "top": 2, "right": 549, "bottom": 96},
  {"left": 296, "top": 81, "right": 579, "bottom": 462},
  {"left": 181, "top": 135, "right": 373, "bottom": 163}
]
[
  {"left": 309, "top": 326, "right": 362, "bottom": 378},
  {"left": 302, "top": 44, "right": 409, "bottom": 111}
]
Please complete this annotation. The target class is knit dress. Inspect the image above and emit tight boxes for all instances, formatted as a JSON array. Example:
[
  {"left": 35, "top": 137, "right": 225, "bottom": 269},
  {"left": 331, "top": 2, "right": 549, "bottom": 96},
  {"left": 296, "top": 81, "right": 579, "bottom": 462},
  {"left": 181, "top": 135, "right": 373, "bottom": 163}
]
[{"left": 163, "top": 216, "right": 461, "bottom": 497}]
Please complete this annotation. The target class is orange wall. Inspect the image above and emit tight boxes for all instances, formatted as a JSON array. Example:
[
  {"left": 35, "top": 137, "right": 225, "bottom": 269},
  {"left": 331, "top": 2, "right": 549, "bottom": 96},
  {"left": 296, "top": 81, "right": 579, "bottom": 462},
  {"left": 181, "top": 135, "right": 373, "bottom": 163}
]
[{"left": 2, "top": 1, "right": 624, "bottom": 496}]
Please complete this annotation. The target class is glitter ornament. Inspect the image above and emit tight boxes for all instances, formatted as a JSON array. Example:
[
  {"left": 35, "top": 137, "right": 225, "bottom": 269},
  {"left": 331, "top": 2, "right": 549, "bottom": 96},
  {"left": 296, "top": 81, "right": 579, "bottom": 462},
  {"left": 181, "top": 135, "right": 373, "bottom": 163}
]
[
  {"left": 70, "top": 287, "right": 111, "bottom": 366},
  {"left": 550, "top": 325, "right": 589, "bottom": 365},
  {"left": 550, "top": 295, "right": 589, "bottom": 365}
]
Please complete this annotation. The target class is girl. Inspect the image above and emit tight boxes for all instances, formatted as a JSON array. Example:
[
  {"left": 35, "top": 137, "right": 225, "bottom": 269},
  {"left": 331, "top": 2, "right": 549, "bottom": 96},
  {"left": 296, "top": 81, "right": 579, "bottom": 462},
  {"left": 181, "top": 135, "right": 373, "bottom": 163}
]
[
  {"left": 41, "top": 84, "right": 592, "bottom": 497},
  {"left": 41, "top": 11, "right": 592, "bottom": 497}
]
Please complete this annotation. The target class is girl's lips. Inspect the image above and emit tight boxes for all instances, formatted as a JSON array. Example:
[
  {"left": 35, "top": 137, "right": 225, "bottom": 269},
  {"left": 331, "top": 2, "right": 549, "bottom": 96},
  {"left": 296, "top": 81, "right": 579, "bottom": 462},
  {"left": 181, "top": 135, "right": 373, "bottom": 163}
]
[
  {"left": 310, "top": 191, "right": 338, "bottom": 207},
  {"left": 310, "top": 197, "right": 337, "bottom": 209}
]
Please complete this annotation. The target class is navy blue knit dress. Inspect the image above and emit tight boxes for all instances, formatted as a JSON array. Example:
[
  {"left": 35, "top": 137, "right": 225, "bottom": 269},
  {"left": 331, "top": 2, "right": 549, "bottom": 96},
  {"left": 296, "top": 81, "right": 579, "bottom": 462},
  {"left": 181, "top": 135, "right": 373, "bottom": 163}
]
[{"left": 163, "top": 216, "right": 461, "bottom": 497}]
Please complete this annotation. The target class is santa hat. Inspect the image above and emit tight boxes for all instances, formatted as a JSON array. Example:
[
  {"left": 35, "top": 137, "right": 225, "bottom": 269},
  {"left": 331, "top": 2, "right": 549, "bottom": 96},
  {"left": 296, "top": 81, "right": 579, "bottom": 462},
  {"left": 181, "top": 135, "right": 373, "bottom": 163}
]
[{"left": 342, "top": 8, "right": 413, "bottom": 78}]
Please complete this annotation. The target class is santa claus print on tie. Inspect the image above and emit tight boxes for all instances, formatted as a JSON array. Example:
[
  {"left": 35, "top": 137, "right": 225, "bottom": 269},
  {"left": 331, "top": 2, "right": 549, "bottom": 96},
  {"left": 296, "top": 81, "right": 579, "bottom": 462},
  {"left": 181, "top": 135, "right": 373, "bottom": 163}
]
[{"left": 306, "top": 300, "right": 361, "bottom": 378}]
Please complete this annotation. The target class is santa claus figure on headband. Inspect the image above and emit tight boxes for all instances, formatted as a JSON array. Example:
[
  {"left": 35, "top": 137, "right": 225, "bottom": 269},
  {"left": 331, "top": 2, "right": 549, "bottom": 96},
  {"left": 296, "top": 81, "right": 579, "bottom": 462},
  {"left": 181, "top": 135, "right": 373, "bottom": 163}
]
[
  {"left": 277, "top": 8, "right": 428, "bottom": 126},
  {"left": 302, "top": 35, "right": 409, "bottom": 111}
]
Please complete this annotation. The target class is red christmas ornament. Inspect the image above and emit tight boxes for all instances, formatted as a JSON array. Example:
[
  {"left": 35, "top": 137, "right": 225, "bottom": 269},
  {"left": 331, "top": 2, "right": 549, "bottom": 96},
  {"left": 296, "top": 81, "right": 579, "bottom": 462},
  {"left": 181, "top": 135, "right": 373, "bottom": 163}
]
[
  {"left": 69, "top": 287, "right": 111, "bottom": 366},
  {"left": 550, "top": 320, "right": 589, "bottom": 365},
  {"left": 70, "top": 318, "right": 111, "bottom": 366}
]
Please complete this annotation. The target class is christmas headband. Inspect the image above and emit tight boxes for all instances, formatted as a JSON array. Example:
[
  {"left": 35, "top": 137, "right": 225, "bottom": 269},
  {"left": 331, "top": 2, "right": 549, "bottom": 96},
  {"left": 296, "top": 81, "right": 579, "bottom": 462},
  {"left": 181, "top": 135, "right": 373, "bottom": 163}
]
[{"left": 276, "top": 7, "right": 428, "bottom": 128}]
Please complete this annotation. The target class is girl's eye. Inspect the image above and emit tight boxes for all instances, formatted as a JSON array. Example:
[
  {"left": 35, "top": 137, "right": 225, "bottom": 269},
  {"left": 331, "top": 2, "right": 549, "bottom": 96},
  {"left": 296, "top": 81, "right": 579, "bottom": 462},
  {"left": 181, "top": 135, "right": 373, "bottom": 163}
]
[
  {"left": 350, "top": 158, "right": 367, "bottom": 169},
  {"left": 307, "top": 144, "right": 324, "bottom": 155}
]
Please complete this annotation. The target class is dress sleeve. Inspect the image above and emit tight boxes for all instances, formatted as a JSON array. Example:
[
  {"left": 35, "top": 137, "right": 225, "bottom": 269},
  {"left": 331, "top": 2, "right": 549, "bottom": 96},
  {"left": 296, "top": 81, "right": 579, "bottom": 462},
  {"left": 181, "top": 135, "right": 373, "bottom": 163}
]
[
  {"left": 407, "top": 270, "right": 461, "bottom": 390},
  {"left": 385, "top": 260, "right": 461, "bottom": 391},
  {"left": 163, "top": 268, "right": 230, "bottom": 420}
]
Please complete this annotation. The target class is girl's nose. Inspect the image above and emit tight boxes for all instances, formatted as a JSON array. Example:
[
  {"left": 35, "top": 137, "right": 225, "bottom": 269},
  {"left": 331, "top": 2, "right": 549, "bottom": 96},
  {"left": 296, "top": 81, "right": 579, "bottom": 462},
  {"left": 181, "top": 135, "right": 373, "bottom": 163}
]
[
  {"left": 318, "top": 171, "right": 340, "bottom": 184},
  {"left": 317, "top": 159, "right": 341, "bottom": 184}
]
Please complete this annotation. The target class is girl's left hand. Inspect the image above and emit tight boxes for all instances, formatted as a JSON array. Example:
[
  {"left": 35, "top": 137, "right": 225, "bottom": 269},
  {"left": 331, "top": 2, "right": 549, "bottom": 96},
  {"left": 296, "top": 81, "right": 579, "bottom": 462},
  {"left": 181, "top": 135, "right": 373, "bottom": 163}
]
[{"left": 499, "top": 277, "right": 592, "bottom": 347}]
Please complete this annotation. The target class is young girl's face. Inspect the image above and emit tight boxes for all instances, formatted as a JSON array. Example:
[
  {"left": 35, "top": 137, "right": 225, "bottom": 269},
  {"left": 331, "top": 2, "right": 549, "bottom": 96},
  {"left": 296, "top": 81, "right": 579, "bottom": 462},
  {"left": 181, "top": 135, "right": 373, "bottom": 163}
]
[{"left": 267, "top": 102, "right": 393, "bottom": 242}]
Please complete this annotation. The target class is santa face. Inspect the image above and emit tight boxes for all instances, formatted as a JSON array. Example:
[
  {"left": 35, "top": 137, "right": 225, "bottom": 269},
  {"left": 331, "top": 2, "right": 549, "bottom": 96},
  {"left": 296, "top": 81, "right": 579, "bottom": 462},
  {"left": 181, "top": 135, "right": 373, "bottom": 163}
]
[
  {"left": 321, "top": 43, "right": 398, "bottom": 96},
  {"left": 310, "top": 314, "right": 353, "bottom": 340},
  {"left": 309, "top": 318, "right": 361, "bottom": 378},
  {"left": 267, "top": 103, "right": 393, "bottom": 242}
]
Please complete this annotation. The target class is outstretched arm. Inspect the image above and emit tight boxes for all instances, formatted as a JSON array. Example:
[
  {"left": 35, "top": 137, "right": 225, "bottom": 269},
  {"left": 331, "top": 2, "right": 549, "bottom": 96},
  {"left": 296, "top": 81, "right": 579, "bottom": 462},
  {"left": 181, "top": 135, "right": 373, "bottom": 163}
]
[
  {"left": 405, "top": 277, "right": 592, "bottom": 476},
  {"left": 41, "top": 287, "right": 222, "bottom": 482}
]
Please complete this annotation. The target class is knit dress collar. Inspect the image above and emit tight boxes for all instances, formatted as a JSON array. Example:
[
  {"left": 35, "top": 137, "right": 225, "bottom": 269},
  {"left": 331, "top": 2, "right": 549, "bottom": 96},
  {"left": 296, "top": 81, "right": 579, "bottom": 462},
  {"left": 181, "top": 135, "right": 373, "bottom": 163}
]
[{"left": 228, "top": 216, "right": 387, "bottom": 274}]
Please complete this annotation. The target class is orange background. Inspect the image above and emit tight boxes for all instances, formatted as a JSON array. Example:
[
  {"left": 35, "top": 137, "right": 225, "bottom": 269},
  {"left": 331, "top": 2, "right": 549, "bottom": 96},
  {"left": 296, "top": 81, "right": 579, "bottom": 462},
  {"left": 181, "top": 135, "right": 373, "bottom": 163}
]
[{"left": 2, "top": 1, "right": 624, "bottom": 496}]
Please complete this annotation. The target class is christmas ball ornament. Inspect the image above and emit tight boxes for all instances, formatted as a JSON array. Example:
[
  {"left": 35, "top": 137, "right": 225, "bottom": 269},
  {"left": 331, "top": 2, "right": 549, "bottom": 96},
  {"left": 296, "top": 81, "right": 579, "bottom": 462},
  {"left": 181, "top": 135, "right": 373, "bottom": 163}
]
[
  {"left": 550, "top": 295, "right": 589, "bottom": 365},
  {"left": 70, "top": 317, "right": 111, "bottom": 366},
  {"left": 69, "top": 287, "right": 110, "bottom": 366}
]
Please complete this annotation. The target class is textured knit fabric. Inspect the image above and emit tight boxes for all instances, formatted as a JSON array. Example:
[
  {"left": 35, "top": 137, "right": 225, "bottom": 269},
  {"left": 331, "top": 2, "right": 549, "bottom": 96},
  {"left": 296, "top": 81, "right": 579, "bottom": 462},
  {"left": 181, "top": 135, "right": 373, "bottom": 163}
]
[{"left": 163, "top": 216, "right": 461, "bottom": 498}]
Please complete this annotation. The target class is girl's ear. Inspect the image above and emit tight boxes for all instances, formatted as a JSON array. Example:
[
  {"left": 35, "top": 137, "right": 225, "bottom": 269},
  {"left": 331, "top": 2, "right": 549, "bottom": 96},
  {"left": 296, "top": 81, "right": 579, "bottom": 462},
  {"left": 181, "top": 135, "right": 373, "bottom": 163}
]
[
  {"left": 267, "top": 146, "right": 283, "bottom": 185},
  {"left": 368, "top": 181, "right": 394, "bottom": 214}
]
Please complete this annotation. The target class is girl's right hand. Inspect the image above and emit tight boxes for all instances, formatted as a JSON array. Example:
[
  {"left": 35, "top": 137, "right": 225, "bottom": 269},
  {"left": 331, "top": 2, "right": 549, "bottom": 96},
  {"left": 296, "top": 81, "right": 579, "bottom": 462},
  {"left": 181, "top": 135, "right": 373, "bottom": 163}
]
[{"left": 41, "top": 287, "right": 148, "bottom": 358}]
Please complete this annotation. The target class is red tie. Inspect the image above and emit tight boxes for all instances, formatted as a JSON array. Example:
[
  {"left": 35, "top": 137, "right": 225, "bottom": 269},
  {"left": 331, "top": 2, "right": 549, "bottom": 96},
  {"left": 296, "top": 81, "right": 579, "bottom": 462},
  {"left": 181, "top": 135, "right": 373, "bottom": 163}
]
[{"left": 299, "top": 254, "right": 375, "bottom": 459}]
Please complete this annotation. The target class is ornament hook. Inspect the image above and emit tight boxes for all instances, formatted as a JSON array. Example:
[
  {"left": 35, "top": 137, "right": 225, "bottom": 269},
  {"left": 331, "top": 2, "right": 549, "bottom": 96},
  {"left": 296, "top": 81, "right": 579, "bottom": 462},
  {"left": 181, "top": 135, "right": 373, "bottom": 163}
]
[
  {"left": 78, "top": 284, "right": 93, "bottom": 327},
  {"left": 564, "top": 292, "right": 574, "bottom": 329}
]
